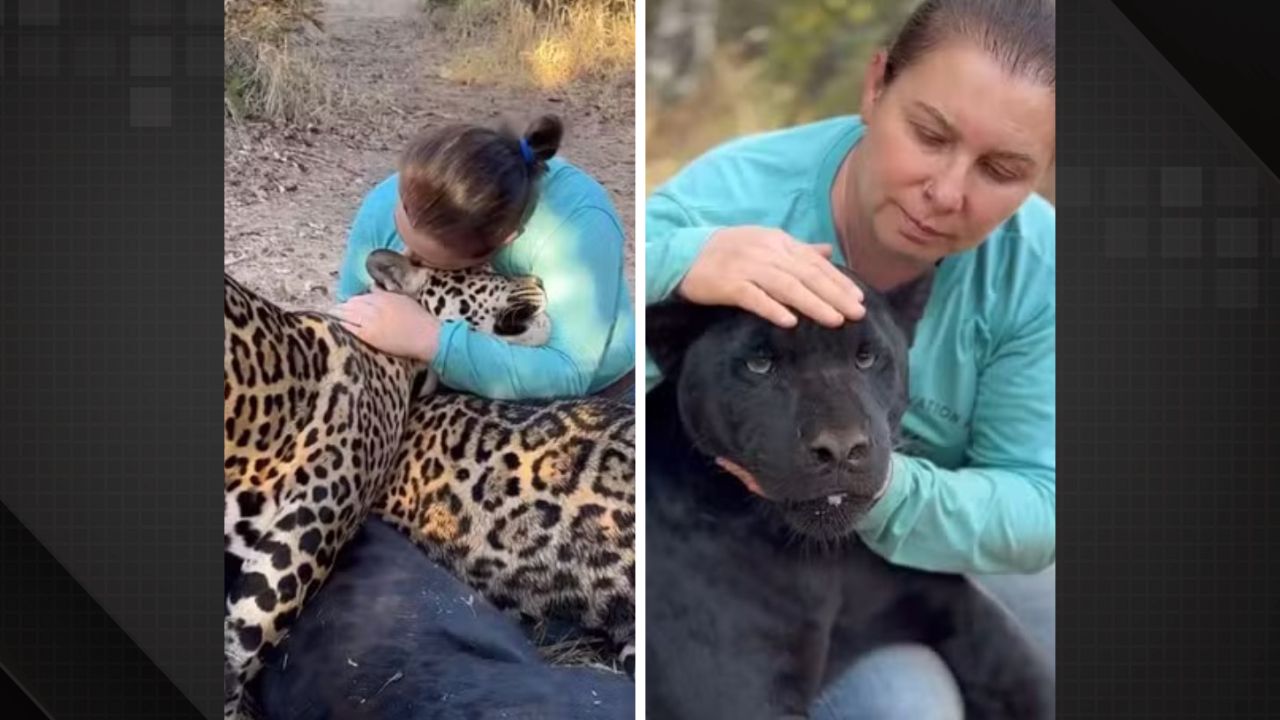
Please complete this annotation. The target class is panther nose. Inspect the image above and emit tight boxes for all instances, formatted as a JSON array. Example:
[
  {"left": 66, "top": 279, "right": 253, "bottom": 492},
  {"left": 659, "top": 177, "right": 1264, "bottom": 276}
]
[{"left": 808, "top": 428, "right": 870, "bottom": 467}]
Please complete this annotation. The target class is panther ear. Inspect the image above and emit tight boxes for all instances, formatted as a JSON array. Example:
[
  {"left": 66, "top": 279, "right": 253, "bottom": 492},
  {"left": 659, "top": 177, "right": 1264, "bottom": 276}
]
[
  {"left": 882, "top": 270, "right": 935, "bottom": 346},
  {"left": 646, "top": 298, "right": 732, "bottom": 377},
  {"left": 365, "top": 249, "right": 416, "bottom": 294}
]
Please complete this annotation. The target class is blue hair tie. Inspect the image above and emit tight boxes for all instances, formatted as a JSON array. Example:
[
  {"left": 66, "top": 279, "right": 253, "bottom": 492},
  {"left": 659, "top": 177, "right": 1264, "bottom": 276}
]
[{"left": 518, "top": 137, "right": 535, "bottom": 166}]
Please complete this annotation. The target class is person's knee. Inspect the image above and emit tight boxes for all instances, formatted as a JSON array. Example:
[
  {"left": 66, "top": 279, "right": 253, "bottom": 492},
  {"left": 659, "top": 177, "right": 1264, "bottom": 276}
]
[
  {"left": 809, "top": 644, "right": 964, "bottom": 720},
  {"left": 975, "top": 563, "right": 1056, "bottom": 671}
]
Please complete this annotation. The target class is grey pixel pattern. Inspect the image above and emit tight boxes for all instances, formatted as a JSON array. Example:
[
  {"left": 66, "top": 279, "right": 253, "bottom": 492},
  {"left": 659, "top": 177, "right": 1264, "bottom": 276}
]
[
  {"left": 185, "top": 0, "right": 220, "bottom": 26},
  {"left": 1160, "top": 166, "right": 1201, "bottom": 207},
  {"left": 1213, "top": 217, "right": 1258, "bottom": 258},
  {"left": 74, "top": 36, "right": 116, "bottom": 77},
  {"left": 1103, "top": 166, "right": 1148, "bottom": 205},
  {"left": 184, "top": 35, "right": 220, "bottom": 78},
  {"left": 130, "top": 35, "right": 171, "bottom": 78},
  {"left": 18, "top": 35, "right": 60, "bottom": 77},
  {"left": 1213, "top": 165, "right": 1258, "bottom": 207},
  {"left": 1103, "top": 216, "right": 1148, "bottom": 258},
  {"left": 1158, "top": 217, "right": 1202, "bottom": 258},
  {"left": 130, "top": 0, "right": 171, "bottom": 26},
  {"left": 1057, "top": 166, "right": 1091, "bottom": 206},
  {"left": 1214, "top": 268, "right": 1259, "bottom": 308},
  {"left": 130, "top": 86, "right": 172, "bottom": 127},
  {"left": 1160, "top": 268, "right": 1202, "bottom": 308},
  {"left": 19, "top": 0, "right": 59, "bottom": 26}
]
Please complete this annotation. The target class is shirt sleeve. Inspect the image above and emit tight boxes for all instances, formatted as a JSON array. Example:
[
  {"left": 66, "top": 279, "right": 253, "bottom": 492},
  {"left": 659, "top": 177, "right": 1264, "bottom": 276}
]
[
  {"left": 430, "top": 205, "right": 628, "bottom": 400},
  {"left": 644, "top": 190, "right": 724, "bottom": 305},
  {"left": 335, "top": 186, "right": 388, "bottom": 303},
  {"left": 642, "top": 191, "right": 726, "bottom": 391},
  {"left": 853, "top": 290, "right": 1057, "bottom": 575}
]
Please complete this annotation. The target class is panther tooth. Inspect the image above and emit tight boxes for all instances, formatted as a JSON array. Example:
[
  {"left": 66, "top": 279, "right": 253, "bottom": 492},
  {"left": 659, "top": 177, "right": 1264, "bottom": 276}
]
[{"left": 826, "top": 494, "right": 844, "bottom": 507}]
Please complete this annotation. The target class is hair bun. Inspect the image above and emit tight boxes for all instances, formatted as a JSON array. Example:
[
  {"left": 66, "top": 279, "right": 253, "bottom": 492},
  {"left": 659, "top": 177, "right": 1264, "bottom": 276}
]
[{"left": 522, "top": 115, "right": 564, "bottom": 164}]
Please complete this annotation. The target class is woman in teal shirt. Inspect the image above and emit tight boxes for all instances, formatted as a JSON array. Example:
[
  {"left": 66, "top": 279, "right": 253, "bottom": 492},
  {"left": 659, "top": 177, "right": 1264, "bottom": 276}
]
[
  {"left": 645, "top": 0, "right": 1055, "bottom": 716},
  {"left": 334, "top": 115, "right": 635, "bottom": 401}
]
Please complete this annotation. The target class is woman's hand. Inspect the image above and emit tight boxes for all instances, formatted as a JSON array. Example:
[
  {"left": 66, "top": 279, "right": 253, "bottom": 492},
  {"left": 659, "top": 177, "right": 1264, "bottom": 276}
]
[
  {"left": 334, "top": 287, "right": 442, "bottom": 362},
  {"left": 677, "top": 226, "right": 867, "bottom": 327}
]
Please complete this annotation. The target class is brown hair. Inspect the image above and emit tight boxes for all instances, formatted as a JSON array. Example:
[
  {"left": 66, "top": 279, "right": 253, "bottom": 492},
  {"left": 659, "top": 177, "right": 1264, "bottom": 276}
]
[
  {"left": 884, "top": 0, "right": 1055, "bottom": 89},
  {"left": 397, "top": 114, "right": 564, "bottom": 258}
]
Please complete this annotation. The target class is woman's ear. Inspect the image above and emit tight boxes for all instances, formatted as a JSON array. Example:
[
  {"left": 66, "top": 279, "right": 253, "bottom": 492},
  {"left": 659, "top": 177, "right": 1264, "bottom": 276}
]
[{"left": 860, "top": 49, "right": 889, "bottom": 121}]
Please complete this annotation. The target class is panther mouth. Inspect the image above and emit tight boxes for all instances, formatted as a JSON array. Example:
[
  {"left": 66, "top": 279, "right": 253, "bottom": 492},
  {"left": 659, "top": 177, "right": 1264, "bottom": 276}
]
[
  {"left": 714, "top": 456, "right": 885, "bottom": 507},
  {"left": 781, "top": 477, "right": 890, "bottom": 540},
  {"left": 711, "top": 453, "right": 890, "bottom": 538},
  {"left": 780, "top": 496, "right": 862, "bottom": 541}
]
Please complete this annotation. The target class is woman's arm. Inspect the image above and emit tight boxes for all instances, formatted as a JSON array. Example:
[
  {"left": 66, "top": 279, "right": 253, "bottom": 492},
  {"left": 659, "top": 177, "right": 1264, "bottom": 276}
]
[
  {"left": 854, "top": 293, "right": 1057, "bottom": 575},
  {"left": 645, "top": 191, "right": 724, "bottom": 306},
  {"left": 430, "top": 205, "right": 629, "bottom": 400},
  {"left": 336, "top": 178, "right": 397, "bottom": 303}
]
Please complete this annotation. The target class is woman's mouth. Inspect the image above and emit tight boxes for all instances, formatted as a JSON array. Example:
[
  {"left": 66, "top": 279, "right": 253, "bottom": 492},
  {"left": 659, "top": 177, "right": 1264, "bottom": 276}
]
[{"left": 897, "top": 204, "right": 948, "bottom": 244}]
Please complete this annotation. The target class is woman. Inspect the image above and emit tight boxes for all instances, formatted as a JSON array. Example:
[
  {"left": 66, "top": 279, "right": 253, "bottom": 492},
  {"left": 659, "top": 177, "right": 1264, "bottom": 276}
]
[
  {"left": 645, "top": 0, "right": 1056, "bottom": 715},
  {"left": 335, "top": 114, "right": 635, "bottom": 402}
]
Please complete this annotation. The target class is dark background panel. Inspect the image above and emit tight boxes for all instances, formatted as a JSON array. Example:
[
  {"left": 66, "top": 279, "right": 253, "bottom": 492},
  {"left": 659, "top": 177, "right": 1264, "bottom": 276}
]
[
  {"left": 1, "top": 663, "right": 52, "bottom": 720},
  {"left": 0, "top": 0, "right": 221, "bottom": 717},
  {"left": 1057, "top": 1, "right": 1280, "bottom": 717},
  {"left": 0, "top": 502, "right": 202, "bottom": 719}
]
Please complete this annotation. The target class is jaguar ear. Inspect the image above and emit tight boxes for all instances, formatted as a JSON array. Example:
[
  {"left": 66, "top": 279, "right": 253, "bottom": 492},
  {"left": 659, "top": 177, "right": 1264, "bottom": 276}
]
[
  {"left": 365, "top": 249, "right": 417, "bottom": 294},
  {"left": 646, "top": 299, "right": 734, "bottom": 378},
  {"left": 882, "top": 270, "right": 935, "bottom": 346}
]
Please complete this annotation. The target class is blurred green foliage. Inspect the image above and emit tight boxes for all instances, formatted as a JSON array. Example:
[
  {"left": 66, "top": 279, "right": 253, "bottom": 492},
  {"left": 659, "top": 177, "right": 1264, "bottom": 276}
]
[
  {"left": 762, "top": 0, "right": 915, "bottom": 124},
  {"left": 645, "top": 0, "right": 1054, "bottom": 203},
  {"left": 645, "top": 0, "right": 921, "bottom": 190}
]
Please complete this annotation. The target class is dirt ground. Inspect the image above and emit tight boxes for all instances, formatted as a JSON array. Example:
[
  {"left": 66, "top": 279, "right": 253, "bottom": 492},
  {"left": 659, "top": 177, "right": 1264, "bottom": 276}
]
[{"left": 224, "top": 0, "right": 636, "bottom": 313}]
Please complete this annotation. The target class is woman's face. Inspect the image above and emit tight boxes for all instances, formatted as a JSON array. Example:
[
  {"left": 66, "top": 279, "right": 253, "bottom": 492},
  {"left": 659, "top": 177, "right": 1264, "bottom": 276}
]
[
  {"left": 849, "top": 40, "right": 1055, "bottom": 267},
  {"left": 393, "top": 199, "right": 506, "bottom": 271}
]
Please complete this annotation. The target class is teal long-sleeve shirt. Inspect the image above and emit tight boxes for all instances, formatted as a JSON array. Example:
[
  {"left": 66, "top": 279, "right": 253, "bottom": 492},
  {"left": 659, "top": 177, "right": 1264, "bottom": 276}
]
[
  {"left": 337, "top": 159, "right": 636, "bottom": 401},
  {"left": 645, "top": 116, "right": 1056, "bottom": 575}
]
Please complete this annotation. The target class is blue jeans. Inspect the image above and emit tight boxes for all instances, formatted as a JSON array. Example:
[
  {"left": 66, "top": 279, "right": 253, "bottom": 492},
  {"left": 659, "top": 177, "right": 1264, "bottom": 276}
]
[{"left": 810, "top": 564, "right": 1056, "bottom": 720}]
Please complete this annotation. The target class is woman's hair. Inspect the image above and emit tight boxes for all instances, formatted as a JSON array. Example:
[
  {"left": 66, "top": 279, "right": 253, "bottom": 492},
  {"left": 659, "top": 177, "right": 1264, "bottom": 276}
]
[
  {"left": 884, "top": 0, "right": 1055, "bottom": 89},
  {"left": 396, "top": 114, "right": 564, "bottom": 258}
]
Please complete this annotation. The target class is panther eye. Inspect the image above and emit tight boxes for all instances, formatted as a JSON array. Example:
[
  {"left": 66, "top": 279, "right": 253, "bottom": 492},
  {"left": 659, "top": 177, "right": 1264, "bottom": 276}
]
[
  {"left": 745, "top": 356, "right": 774, "bottom": 375},
  {"left": 855, "top": 349, "right": 876, "bottom": 370}
]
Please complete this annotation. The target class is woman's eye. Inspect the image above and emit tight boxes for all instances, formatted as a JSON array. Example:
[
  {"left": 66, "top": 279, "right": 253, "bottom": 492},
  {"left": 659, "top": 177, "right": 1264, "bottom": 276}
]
[
  {"left": 745, "top": 356, "right": 774, "bottom": 374},
  {"left": 855, "top": 350, "right": 876, "bottom": 370},
  {"left": 913, "top": 124, "right": 946, "bottom": 146}
]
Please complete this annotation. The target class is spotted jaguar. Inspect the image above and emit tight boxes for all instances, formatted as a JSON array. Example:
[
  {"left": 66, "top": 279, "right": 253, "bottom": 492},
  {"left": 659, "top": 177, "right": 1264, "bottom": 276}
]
[
  {"left": 375, "top": 390, "right": 637, "bottom": 674},
  {"left": 223, "top": 249, "right": 550, "bottom": 719}
]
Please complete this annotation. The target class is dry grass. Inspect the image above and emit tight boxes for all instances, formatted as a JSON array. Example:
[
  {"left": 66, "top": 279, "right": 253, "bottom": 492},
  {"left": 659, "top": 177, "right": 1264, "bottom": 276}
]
[
  {"left": 437, "top": 0, "right": 635, "bottom": 91},
  {"left": 224, "top": 0, "right": 331, "bottom": 123},
  {"left": 526, "top": 619, "right": 626, "bottom": 673}
]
